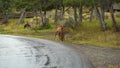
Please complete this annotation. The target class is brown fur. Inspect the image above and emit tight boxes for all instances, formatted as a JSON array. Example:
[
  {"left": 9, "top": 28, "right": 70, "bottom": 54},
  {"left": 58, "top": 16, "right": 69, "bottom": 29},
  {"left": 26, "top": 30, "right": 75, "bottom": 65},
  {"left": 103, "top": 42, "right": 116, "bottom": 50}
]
[
  {"left": 55, "top": 25, "right": 65, "bottom": 41},
  {"left": 24, "top": 22, "right": 31, "bottom": 29}
]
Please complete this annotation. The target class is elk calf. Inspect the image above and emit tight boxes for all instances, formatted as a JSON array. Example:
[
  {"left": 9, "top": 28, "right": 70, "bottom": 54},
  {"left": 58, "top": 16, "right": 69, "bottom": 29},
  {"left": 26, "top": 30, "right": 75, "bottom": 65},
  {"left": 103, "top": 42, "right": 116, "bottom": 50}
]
[
  {"left": 24, "top": 22, "right": 31, "bottom": 29},
  {"left": 55, "top": 25, "right": 65, "bottom": 41}
]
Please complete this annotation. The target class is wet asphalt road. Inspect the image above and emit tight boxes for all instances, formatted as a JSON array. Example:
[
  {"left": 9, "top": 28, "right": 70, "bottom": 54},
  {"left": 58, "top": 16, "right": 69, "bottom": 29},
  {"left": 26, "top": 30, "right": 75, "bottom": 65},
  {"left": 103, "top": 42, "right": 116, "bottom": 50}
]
[{"left": 0, "top": 35, "right": 94, "bottom": 68}]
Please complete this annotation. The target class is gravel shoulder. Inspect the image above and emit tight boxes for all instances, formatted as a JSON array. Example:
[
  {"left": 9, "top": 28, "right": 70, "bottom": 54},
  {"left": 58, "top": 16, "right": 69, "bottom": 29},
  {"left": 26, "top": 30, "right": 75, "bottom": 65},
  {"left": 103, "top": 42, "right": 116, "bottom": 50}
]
[{"left": 66, "top": 43, "right": 120, "bottom": 68}]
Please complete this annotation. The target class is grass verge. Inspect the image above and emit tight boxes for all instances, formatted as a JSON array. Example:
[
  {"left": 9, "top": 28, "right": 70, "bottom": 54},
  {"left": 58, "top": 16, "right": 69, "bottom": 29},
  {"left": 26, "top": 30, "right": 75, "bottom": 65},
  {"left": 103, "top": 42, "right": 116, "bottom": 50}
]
[{"left": 0, "top": 18, "right": 120, "bottom": 49}]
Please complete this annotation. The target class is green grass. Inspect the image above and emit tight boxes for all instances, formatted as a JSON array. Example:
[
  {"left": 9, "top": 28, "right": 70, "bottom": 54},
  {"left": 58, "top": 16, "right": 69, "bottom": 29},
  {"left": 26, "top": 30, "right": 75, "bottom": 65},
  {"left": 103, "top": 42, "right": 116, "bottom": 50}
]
[
  {"left": 0, "top": 18, "right": 120, "bottom": 49},
  {"left": 67, "top": 30, "right": 120, "bottom": 49}
]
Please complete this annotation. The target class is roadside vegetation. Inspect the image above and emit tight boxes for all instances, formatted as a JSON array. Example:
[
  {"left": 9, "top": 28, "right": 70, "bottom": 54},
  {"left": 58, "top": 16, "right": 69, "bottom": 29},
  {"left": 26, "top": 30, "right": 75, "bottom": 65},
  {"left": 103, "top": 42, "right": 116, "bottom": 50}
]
[{"left": 0, "top": 18, "right": 120, "bottom": 49}]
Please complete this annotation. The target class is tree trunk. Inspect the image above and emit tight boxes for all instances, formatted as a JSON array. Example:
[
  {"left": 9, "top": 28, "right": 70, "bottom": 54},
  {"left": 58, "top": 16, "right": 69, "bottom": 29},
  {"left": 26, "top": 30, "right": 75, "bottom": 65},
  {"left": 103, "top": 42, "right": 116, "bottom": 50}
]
[
  {"left": 3, "top": 12, "right": 9, "bottom": 24},
  {"left": 33, "top": 10, "right": 37, "bottom": 17},
  {"left": 43, "top": 10, "right": 47, "bottom": 27},
  {"left": 78, "top": 4, "right": 83, "bottom": 24},
  {"left": 95, "top": 6, "right": 106, "bottom": 31},
  {"left": 60, "top": 5, "right": 65, "bottom": 20},
  {"left": 101, "top": 6, "right": 105, "bottom": 21},
  {"left": 73, "top": 6, "right": 78, "bottom": 27},
  {"left": 110, "top": 6, "right": 119, "bottom": 31},
  {"left": 40, "top": 10, "right": 44, "bottom": 26},
  {"left": 17, "top": 9, "right": 25, "bottom": 24},
  {"left": 54, "top": 6, "right": 58, "bottom": 24},
  {"left": 106, "top": 0, "right": 119, "bottom": 31},
  {"left": 100, "top": 1, "right": 105, "bottom": 21},
  {"left": 89, "top": 7, "right": 94, "bottom": 22}
]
